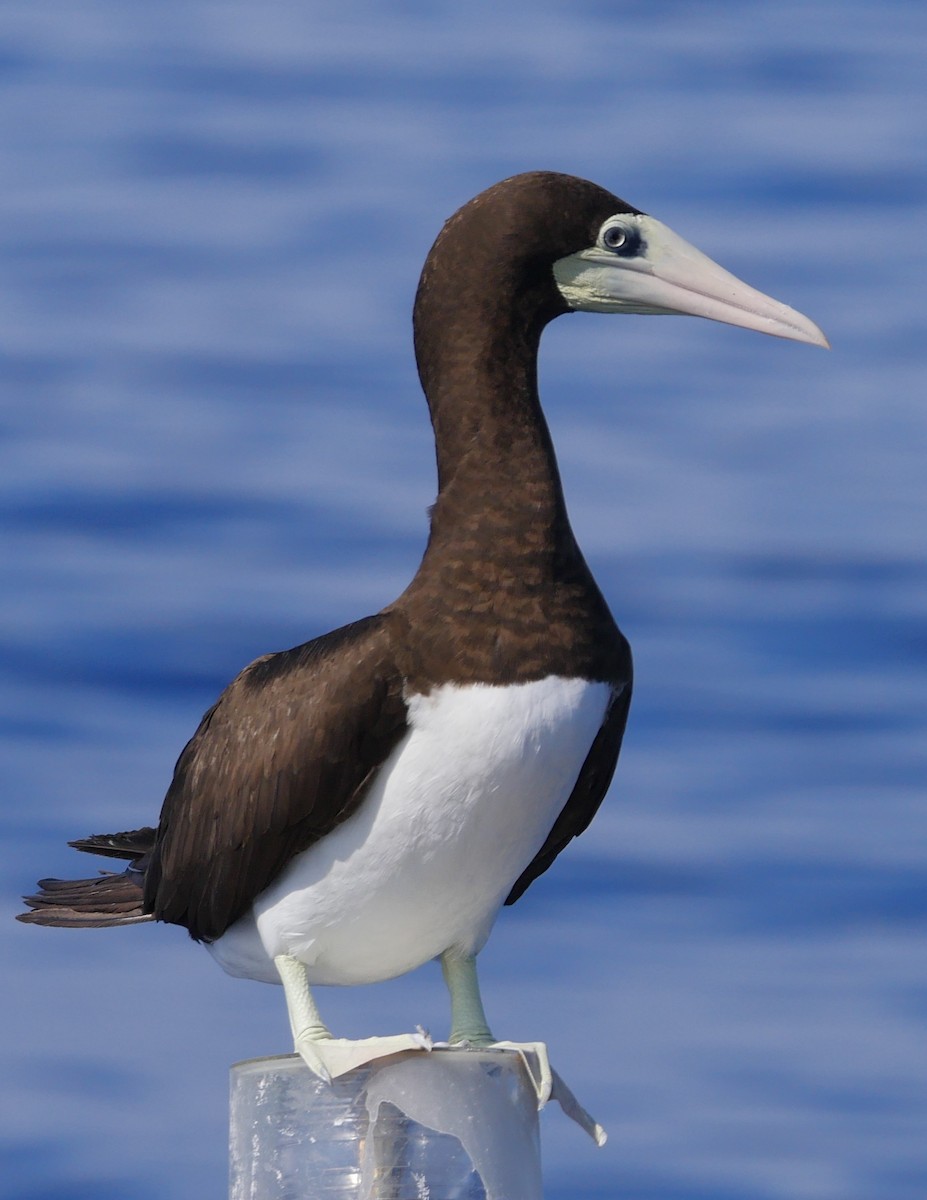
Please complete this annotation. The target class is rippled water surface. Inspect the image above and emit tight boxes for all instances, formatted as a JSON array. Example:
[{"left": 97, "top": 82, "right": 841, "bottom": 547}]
[{"left": 2, "top": 4, "right": 925, "bottom": 1198}]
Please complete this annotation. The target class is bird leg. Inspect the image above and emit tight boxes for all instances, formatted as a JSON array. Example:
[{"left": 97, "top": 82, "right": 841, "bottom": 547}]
[
  {"left": 274, "top": 953, "right": 334, "bottom": 1082},
  {"left": 274, "top": 953, "right": 434, "bottom": 1083},
  {"left": 440, "top": 950, "right": 556, "bottom": 1107},
  {"left": 441, "top": 951, "right": 495, "bottom": 1045}
]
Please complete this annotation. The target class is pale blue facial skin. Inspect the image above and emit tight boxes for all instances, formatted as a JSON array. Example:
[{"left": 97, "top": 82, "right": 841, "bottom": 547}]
[{"left": 554, "top": 213, "right": 829, "bottom": 347}]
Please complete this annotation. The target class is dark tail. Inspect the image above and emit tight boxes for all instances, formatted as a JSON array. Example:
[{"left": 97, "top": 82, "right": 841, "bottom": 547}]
[{"left": 17, "top": 827, "right": 157, "bottom": 928}]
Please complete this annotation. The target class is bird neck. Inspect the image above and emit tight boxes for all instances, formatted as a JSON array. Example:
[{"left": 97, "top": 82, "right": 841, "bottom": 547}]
[
  {"left": 391, "top": 253, "right": 620, "bottom": 689},
  {"left": 413, "top": 282, "right": 572, "bottom": 556}
]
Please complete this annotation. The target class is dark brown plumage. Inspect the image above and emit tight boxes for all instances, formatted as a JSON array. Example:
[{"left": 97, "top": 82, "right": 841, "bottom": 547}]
[
  {"left": 19, "top": 172, "right": 633, "bottom": 951},
  {"left": 147, "top": 616, "right": 409, "bottom": 940}
]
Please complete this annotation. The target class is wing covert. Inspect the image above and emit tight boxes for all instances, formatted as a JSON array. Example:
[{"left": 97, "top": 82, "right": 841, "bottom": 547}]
[{"left": 144, "top": 614, "right": 408, "bottom": 942}]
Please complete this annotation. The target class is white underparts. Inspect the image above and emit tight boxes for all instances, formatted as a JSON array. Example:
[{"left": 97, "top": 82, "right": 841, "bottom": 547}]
[{"left": 207, "top": 676, "right": 613, "bottom": 985}]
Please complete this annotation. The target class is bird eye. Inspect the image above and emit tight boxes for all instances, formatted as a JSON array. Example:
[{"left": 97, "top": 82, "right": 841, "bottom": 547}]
[{"left": 597, "top": 222, "right": 638, "bottom": 256}]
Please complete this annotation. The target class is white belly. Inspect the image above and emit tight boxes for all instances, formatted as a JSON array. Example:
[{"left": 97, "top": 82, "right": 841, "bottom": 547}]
[{"left": 208, "top": 676, "right": 612, "bottom": 985}]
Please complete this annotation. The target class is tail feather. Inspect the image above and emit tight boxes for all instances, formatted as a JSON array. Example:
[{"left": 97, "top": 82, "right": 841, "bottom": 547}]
[
  {"left": 68, "top": 827, "right": 156, "bottom": 861},
  {"left": 18, "top": 829, "right": 155, "bottom": 928}
]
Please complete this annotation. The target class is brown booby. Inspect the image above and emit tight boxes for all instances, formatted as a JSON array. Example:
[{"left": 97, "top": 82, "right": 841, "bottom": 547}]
[{"left": 19, "top": 172, "right": 827, "bottom": 1082}]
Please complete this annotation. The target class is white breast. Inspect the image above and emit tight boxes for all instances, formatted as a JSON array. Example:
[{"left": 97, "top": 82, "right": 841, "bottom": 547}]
[{"left": 208, "top": 676, "right": 613, "bottom": 985}]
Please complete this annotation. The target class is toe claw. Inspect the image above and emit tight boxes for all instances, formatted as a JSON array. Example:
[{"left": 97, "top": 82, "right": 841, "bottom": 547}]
[
  {"left": 294, "top": 1034, "right": 334, "bottom": 1084},
  {"left": 491, "top": 1040, "right": 552, "bottom": 1107}
]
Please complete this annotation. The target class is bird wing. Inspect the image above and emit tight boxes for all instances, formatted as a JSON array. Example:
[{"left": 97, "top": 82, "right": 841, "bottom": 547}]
[
  {"left": 144, "top": 613, "right": 409, "bottom": 942},
  {"left": 504, "top": 681, "right": 632, "bottom": 905}
]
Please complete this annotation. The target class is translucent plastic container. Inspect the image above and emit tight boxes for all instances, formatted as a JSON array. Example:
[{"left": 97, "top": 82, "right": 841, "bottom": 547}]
[{"left": 229, "top": 1048, "right": 543, "bottom": 1200}]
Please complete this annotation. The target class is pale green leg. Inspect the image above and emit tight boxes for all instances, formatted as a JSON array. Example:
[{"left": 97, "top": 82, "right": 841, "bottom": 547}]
[
  {"left": 441, "top": 952, "right": 557, "bottom": 1109},
  {"left": 275, "top": 953, "right": 334, "bottom": 1081},
  {"left": 441, "top": 951, "right": 495, "bottom": 1045}
]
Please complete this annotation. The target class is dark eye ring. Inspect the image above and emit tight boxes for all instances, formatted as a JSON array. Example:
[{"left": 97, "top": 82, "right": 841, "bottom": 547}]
[{"left": 602, "top": 224, "right": 629, "bottom": 251}]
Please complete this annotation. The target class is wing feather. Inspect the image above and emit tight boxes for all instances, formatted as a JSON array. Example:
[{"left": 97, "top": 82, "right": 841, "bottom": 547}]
[
  {"left": 504, "top": 681, "right": 631, "bottom": 905},
  {"left": 144, "top": 613, "right": 408, "bottom": 942}
]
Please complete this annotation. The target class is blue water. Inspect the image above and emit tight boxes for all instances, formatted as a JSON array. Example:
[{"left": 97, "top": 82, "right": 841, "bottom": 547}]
[{"left": 2, "top": 3, "right": 925, "bottom": 1197}]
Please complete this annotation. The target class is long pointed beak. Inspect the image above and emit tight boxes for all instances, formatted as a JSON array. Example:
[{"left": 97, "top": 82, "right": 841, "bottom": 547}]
[{"left": 553, "top": 215, "right": 829, "bottom": 348}]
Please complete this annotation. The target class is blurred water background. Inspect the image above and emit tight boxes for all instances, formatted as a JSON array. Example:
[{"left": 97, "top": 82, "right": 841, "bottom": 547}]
[{"left": 1, "top": 3, "right": 925, "bottom": 1197}]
